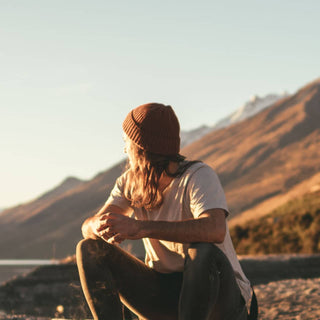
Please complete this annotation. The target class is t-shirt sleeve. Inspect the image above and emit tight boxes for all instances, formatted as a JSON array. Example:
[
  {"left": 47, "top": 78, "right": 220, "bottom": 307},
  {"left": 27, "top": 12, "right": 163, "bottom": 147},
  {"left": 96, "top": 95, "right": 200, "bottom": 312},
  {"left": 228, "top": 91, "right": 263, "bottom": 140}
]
[
  {"left": 105, "top": 172, "right": 131, "bottom": 212},
  {"left": 187, "top": 164, "right": 229, "bottom": 218}
]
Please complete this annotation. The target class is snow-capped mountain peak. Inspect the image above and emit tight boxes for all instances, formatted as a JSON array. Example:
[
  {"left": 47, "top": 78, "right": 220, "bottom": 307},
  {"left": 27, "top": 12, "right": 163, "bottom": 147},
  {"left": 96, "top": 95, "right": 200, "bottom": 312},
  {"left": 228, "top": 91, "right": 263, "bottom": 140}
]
[
  {"left": 215, "top": 93, "right": 288, "bottom": 130},
  {"left": 180, "top": 92, "right": 288, "bottom": 148}
]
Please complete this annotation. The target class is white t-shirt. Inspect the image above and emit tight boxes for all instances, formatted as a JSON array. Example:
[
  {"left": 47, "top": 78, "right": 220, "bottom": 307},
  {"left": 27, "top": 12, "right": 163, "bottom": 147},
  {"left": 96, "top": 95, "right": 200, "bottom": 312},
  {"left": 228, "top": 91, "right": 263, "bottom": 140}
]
[{"left": 105, "top": 162, "right": 252, "bottom": 304}]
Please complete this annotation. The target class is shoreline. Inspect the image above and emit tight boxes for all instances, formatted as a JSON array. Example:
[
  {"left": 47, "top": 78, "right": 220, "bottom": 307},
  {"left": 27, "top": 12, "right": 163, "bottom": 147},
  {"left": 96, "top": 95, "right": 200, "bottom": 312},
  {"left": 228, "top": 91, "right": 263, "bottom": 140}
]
[{"left": 0, "top": 260, "right": 59, "bottom": 266}]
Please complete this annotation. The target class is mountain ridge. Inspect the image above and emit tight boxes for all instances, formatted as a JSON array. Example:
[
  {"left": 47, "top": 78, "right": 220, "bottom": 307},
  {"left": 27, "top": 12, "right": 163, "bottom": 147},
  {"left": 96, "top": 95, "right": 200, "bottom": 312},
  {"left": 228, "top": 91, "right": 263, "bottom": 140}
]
[
  {"left": 180, "top": 92, "right": 287, "bottom": 148},
  {"left": 182, "top": 78, "right": 320, "bottom": 216},
  {"left": 213, "top": 92, "right": 288, "bottom": 130}
]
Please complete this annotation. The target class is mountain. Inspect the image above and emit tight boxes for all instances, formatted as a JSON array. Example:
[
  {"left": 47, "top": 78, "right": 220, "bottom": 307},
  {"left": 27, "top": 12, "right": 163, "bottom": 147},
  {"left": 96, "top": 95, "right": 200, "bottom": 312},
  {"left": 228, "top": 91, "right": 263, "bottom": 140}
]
[
  {"left": 0, "top": 162, "right": 131, "bottom": 259},
  {"left": 183, "top": 78, "right": 320, "bottom": 223},
  {"left": 0, "top": 79, "right": 319, "bottom": 259},
  {"left": 0, "top": 176, "right": 84, "bottom": 225},
  {"left": 180, "top": 93, "right": 287, "bottom": 148},
  {"left": 180, "top": 125, "right": 212, "bottom": 148},
  {"left": 213, "top": 93, "right": 288, "bottom": 130}
]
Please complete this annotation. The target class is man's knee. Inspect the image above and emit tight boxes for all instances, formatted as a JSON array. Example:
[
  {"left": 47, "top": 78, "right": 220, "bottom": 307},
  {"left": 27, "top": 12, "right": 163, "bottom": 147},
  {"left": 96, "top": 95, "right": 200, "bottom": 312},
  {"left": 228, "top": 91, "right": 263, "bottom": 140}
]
[
  {"left": 76, "top": 238, "right": 113, "bottom": 263},
  {"left": 187, "top": 243, "right": 226, "bottom": 267},
  {"left": 188, "top": 242, "right": 217, "bottom": 258},
  {"left": 77, "top": 238, "right": 98, "bottom": 255}
]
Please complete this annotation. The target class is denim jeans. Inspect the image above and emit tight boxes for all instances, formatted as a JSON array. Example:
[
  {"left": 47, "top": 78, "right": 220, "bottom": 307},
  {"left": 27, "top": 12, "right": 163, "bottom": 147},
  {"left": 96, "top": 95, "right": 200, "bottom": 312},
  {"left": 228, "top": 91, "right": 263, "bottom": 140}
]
[{"left": 76, "top": 239, "right": 247, "bottom": 320}]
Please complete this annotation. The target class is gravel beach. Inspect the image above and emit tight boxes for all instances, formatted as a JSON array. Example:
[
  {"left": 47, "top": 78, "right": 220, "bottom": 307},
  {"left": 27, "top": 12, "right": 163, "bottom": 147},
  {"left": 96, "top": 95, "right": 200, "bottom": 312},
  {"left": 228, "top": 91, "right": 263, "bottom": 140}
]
[
  {"left": 1, "top": 254, "right": 320, "bottom": 320},
  {"left": 255, "top": 277, "right": 320, "bottom": 320},
  {"left": 1, "top": 277, "right": 319, "bottom": 319}
]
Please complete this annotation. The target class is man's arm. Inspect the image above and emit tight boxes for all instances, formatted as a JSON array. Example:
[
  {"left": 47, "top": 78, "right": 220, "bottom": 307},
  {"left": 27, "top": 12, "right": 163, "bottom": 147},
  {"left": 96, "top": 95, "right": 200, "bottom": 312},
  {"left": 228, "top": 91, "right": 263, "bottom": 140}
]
[
  {"left": 100, "top": 208, "right": 226, "bottom": 244},
  {"left": 81, "top": 204, "right": 127, "bottom": 240}
]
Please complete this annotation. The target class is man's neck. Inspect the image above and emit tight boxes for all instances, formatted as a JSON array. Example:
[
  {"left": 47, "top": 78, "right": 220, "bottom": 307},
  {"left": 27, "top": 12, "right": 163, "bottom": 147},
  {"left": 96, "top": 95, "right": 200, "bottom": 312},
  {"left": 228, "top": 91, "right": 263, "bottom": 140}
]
[{"left": 158, "top": 161, "right": 179, "bottom": 191}]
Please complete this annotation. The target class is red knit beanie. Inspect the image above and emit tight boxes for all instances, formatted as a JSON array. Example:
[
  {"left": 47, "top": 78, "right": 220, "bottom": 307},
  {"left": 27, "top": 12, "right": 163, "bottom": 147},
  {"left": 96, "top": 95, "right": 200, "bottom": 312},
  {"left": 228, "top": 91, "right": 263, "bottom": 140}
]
[{"left": 122, "top": 103, "right": 180, "bottom": 155}]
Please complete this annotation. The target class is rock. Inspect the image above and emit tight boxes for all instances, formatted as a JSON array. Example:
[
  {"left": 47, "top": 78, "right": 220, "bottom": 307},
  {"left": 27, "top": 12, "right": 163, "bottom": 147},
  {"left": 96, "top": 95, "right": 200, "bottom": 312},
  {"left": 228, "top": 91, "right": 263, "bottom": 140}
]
[{"left": 0, "top": 263, "right": 90, "bottom": 319}]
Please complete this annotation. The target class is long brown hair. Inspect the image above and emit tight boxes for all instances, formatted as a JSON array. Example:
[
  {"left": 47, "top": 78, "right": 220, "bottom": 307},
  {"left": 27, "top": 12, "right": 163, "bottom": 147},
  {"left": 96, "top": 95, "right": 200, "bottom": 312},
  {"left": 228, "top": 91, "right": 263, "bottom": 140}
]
[{"left": 123, "top": 139, "right": 186, "bottom": 209}]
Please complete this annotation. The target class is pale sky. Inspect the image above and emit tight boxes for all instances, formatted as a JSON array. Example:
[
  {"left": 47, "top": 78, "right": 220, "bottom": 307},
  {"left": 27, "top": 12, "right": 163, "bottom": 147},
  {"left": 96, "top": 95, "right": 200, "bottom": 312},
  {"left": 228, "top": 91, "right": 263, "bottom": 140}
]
[{"left": 1, "top": 0, "right": 320, "bottom": 208}]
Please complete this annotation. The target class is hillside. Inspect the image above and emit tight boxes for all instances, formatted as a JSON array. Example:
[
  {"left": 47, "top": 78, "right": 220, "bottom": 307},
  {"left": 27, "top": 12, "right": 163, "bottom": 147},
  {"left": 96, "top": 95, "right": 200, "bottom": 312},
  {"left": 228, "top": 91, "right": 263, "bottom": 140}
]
[
  {"left": 0, "top": 161, "right": 140, "bottom": 259},
  {"left": 230, "top": 189, "right": 320, "bottom": 255},
  {"left": 0, "top": 177, "right": 84, "bottom": 225},
  {"left": 0, "top": 78, "right": 319, "bottom": 259},
  {"left": 183, "top": 78, "right": 320, "bottom": 219}
]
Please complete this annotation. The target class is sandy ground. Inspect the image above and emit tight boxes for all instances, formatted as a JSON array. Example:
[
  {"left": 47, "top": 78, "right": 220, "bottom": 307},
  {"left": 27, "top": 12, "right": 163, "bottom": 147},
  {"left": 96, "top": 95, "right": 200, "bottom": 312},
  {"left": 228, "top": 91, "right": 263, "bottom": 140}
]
[
  {"left": 0, "top": 278, "right": 319, "bottom": 319},
  {"left": 254, "top": 277, "right": 320, "bottom": 320}
]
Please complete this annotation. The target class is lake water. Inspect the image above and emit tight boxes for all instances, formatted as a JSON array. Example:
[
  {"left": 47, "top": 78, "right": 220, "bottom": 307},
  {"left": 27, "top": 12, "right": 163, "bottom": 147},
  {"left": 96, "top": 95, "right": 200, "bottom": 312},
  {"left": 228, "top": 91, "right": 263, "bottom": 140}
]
[{"left": 0, "top": 260, "right": 59, "bottom": 285}]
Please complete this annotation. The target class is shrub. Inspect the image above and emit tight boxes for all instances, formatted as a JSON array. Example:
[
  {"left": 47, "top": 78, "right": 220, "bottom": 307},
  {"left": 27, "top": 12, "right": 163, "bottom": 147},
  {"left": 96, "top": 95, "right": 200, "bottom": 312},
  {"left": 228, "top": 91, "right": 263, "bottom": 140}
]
[{"left": 230, "top": 191, "right": 320, "bottom": 254}]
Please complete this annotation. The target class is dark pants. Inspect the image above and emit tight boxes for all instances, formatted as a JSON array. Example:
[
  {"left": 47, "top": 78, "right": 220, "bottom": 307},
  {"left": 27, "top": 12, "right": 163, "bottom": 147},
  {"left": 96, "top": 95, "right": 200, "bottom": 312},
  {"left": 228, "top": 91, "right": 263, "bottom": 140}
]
[{"left": 76, "top": 239, "right": 247, "bottom": 320}]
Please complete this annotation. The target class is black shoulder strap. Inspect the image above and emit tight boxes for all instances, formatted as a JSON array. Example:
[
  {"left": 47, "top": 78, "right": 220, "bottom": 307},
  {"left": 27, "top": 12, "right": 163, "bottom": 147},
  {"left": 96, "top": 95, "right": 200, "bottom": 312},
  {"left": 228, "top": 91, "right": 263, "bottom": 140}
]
[
  {"left": 248, "top": 286, "right": 258, "bottom": 320},
  {"left": 173, "top": 160, "right": 202, "bottom": 177}
]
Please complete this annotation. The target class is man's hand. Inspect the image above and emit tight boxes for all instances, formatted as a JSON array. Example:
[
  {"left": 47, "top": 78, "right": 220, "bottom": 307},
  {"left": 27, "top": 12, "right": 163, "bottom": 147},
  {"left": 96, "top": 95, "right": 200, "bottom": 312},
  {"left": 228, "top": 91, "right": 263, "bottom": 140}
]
[
  {"left": 81, "top": 204, "right": 130, "bottom": 242},
  {"left": 97, "top": 212, "right": 143, "bottom": 244}
]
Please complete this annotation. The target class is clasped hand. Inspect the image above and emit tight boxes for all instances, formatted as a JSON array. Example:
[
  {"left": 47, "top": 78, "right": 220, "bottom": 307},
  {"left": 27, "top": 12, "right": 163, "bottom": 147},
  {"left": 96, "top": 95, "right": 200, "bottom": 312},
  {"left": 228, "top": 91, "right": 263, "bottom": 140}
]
[{"left": 94, "top": 212, "right": 142, "bottom": 244}]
